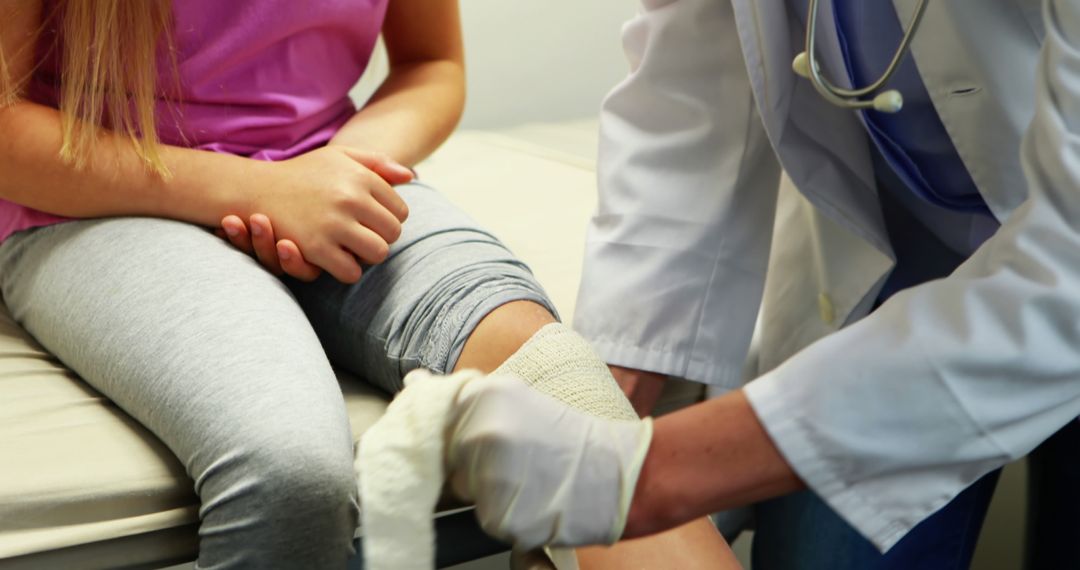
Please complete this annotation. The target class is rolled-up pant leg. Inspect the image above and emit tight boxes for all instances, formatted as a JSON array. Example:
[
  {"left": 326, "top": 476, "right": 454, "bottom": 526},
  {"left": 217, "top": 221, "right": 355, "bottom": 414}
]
[
  {"left": 0, "top": 218, "right": 359, "bottom": 569},
  {"left": 289, "top": 182, "right": 558, "bottom": 394}
]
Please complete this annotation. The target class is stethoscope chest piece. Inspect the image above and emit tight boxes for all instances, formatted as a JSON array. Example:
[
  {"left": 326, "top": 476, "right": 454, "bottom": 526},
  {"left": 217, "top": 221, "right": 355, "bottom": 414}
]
[{"left": 794, "top": 0, "right": 929, "bottom": 114}]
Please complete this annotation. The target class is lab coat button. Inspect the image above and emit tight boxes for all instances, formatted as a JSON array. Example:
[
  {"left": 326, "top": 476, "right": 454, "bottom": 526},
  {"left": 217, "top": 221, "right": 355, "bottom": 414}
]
[{"left": 818, "top": 293, "right": 835, "bottom": 325}]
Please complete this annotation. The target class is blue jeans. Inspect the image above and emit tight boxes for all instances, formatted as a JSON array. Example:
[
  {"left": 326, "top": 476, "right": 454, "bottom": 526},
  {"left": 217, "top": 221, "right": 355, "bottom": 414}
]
[
  {"left": 1025, "top": 418, "right": 1080, "bottom": 569},
  {"left": 751, "top": 470, "right": 1001, "bottom": 570}
]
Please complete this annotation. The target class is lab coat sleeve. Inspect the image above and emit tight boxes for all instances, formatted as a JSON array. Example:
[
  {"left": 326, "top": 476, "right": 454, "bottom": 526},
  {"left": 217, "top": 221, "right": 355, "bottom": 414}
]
[
  {"left": 573, "top": 0, "right": 781, "bottom": 388},
  {"left": 745, "top": 0, "right": 1080, "bottom": 551}
]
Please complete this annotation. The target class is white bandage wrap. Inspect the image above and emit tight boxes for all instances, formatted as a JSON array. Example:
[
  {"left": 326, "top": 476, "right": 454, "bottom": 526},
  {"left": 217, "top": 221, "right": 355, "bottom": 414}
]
[
  {"left": 359, "top": 324, "right": 636, "bottom": 569},
  {"left": 494, "top": 323, "right": 637, "bottom": 421},
  {"left": 357, "top": 370, "right": 476, "bottom": 570}
]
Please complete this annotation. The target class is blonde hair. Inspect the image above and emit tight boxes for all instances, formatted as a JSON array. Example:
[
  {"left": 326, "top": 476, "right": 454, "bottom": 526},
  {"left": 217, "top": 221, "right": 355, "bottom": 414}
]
[
  {"left": 1, "top": 0, "right": 174, "bottom": 175},
  {"left": 0, "top": 2, "right": 37, "bottom": 108},
  {"left": 0, "top": 47, "right": 12, "bottom": 107}
]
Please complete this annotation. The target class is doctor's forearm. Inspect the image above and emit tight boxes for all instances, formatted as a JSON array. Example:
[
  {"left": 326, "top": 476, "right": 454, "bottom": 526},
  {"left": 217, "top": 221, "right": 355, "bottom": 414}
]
[{"left": 622, "top": 389, "right": 803, "bottom": 539}]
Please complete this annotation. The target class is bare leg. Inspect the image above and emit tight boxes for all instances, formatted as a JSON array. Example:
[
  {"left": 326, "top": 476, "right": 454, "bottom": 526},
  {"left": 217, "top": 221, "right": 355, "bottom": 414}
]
[
  {"left": 578, "top": 518, "right": 741, "bottom": 570},
  {"left": 454, "top": 301, "right": 738, "bottom": 569},
  {"left": 455, "top": 301, "right": 555, "bottom": 373}
]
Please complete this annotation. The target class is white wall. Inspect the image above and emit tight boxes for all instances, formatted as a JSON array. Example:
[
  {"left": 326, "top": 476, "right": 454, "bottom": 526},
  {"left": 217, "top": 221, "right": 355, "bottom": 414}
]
[
  {"left": 457, "top": 1, "right": 638, "bottom": 128},
  {"left": 352, "top": 1, "right": 639, "bottom": 129}
]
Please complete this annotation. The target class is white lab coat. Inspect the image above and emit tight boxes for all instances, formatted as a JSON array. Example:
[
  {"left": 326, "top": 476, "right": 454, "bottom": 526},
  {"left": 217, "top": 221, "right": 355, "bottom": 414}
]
[{"left": 574, "top": 0, "right": 1080, "bottom": 550}]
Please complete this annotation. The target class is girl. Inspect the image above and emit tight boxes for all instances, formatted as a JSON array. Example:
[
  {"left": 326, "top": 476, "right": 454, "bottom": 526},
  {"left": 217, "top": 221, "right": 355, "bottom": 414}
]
[{"left": 0, "top": 0, "right": 733, "bottom": 567}]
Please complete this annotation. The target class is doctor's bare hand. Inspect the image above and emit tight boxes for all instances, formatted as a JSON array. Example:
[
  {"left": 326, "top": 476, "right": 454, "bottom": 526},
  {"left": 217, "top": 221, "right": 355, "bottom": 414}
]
[
  {"left": 221, "top": 146, "right": 412, "bottom": 283},
  {"left": 610, "top": 365, "right": 669, "bottom": 417}
]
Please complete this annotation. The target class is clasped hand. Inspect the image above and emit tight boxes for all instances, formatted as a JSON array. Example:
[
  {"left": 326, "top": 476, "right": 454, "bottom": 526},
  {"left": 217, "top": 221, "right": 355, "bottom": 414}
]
[{"left": 216, "top": 145, "right": 414, "bottom": 283}]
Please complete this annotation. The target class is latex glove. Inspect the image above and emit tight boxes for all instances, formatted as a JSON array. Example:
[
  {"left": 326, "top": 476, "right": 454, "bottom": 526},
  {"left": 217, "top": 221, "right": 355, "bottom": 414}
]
[{"left": 446, "top": 373, "right": 654, "bottom": 551}]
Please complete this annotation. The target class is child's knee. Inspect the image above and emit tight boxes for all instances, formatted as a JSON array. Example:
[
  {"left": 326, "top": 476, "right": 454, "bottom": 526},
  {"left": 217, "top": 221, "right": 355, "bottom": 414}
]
[{"left": 195, "top": 437, "right": 359, "bottom": 566}]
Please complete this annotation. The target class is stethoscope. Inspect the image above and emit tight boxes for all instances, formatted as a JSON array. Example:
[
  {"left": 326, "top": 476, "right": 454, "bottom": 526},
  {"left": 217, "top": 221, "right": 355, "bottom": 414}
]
[{"left": 792, "top": 0, "right": 930, "bottom": 114}]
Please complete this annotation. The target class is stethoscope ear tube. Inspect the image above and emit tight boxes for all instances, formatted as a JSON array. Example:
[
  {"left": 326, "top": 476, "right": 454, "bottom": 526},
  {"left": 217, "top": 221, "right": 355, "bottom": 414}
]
[{"left": 794, "top": 0, "right": 928, "bottom": 114}]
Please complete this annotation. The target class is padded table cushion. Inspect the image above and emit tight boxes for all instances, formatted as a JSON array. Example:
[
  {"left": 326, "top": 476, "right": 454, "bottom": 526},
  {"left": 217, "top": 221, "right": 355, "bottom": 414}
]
[
  {"left": 0, "top": 121, "right": 600, "bottom": 568},
  {"left": 0, "top": 300, "right": 391, "bottom": 564}
]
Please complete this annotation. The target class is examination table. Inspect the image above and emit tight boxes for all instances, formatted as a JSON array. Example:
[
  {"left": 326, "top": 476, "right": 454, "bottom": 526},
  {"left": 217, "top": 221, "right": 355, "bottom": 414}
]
[{"left": 0, "top": 121, "right": 601, "bottom": 569}]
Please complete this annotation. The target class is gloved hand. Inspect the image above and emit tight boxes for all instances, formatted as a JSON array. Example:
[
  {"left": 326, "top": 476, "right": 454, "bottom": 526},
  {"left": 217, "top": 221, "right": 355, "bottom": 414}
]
[{"left": 445, "top": 372, "right": 654, "bottom": 551}]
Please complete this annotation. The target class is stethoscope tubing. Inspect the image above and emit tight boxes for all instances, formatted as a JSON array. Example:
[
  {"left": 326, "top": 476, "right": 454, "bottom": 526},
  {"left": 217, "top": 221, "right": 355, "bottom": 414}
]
[{"left": 800, "top": 0, "right": 930, "bottom": 112}]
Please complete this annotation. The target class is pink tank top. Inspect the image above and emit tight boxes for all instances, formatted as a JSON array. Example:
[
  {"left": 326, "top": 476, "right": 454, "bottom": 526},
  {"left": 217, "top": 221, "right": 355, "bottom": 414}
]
[{"left": 0, "top": 0, "right": 388, "bottom": 242}]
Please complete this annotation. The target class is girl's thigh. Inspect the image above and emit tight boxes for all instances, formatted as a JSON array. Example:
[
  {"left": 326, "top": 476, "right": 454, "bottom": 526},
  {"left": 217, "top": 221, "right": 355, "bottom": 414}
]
[{"left": 0, "top": 217, "right": 354, "bottom": 483}]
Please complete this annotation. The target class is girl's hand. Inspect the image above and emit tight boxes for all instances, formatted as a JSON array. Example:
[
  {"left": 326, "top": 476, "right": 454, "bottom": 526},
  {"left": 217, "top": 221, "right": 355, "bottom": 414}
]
[
  {"left": 222, "top": 146, "right": 413, "bottom": 283},
  {"left": 220, "top": 214, "right": 324, "bottom": 282}
]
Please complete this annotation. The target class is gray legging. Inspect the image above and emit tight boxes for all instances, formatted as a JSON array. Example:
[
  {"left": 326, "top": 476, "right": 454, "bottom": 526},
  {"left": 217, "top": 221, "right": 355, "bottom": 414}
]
[{"left": 0, "top": 182, "right": 554, "bottom": 569}]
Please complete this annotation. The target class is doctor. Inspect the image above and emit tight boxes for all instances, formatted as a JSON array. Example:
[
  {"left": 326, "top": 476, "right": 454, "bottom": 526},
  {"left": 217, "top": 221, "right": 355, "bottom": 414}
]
[{"left": 443, "top": 0, "right": 1080, "bottom": 567}]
